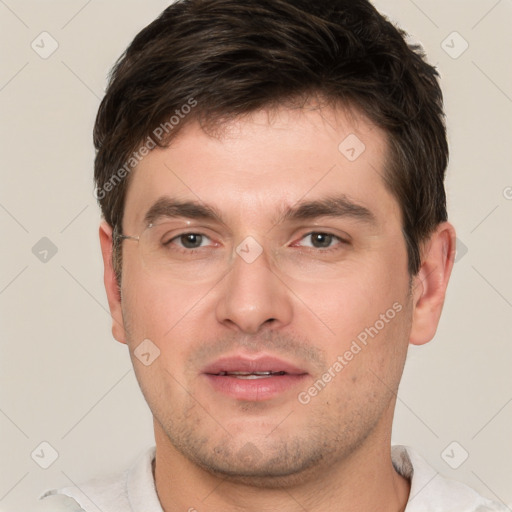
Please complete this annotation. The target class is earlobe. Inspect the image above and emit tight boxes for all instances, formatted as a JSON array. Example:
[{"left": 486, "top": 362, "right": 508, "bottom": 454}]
[
  {"left": 409, "top": 222, "right": 456, "bottom": 346},
  {"left": 99, "top": 221, "right": 127, "bottom": 344}
]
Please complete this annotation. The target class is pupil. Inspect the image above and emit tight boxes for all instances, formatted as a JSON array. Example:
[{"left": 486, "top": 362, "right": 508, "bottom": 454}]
[
  {"left": 181, "top": 234, "right": 202, "bottom": 248},
  {"left": 312, "top": 233, "right": 332, "bottom": 248}
]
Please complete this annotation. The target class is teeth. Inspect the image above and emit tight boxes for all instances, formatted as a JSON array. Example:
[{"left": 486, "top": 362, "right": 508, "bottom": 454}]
[
  {"left": 235, "top": 374, "right": 271, "bottom": 379},
  {"left": 217, "top": 371, "right": 286, "bottom": 378}
]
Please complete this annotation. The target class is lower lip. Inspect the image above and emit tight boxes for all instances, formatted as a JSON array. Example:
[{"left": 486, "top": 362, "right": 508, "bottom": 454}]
[{"left": 204, "top": 374, "right": 307, "bottom": 401}]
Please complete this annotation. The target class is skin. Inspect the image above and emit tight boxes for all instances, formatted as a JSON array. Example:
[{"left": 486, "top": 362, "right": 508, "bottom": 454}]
[{"left": 99, "top": 104, "right": 456, "bottom": 512}]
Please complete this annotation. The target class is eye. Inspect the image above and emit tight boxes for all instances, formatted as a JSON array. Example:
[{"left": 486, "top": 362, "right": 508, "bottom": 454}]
[
  {"left": 297, "top": 232, "right": 345, "bottom": 249},
  {"left": 170, "top": 233, "right": 213, "bottom": 249}
]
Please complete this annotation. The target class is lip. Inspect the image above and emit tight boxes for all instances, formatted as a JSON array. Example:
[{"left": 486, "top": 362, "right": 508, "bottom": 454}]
[
  {"left": 202, "top": 354, "right": 308, "bottom": 401},
  {"left": 203, "top": 355, "right": 306, "bottom": 375}
]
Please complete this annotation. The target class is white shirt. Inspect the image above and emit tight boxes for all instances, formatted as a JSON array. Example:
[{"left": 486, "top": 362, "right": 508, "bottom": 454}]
[{"left": 38, "top": 445, "right": 508, "bottom": 512}]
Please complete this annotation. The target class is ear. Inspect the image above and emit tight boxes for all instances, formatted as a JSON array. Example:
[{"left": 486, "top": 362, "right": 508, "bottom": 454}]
[
  {"left": 99, "top": 221, "right": 127, "bottom": 344},
  {"left": 409, "top": 222, "right": 456, "bottom": 346}
]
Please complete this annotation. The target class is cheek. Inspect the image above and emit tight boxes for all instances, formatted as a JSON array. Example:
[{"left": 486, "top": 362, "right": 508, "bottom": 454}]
[
  {"left": 121, "top": 271, "right": 214, "bottom": 370},
  {"left": 121, "top": 278, "right": 200, "bottom": 408},
  {"left": 290, "top": 256, "right": 407, "bottom": 343},
  {"left": 123, "top": 265, "right": 200, "bottom": 334},
  {"left": 315, "top": 298, "right": 412, "bottom": 418}
]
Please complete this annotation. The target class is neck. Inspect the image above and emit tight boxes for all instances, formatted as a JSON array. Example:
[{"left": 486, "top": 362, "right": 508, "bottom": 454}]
[{"left": 153, "top": 419, "right": 410, "bottom": 512}]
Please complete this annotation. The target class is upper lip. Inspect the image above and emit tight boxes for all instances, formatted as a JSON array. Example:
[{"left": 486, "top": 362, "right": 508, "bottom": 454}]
[{"left": 202, "top": 354, "right": 308, "bottom": 376}]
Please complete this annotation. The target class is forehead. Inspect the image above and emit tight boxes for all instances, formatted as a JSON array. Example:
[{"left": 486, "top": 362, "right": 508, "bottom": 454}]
[{"left": 122, "top": 105, "right": 399, "bottom": 231}]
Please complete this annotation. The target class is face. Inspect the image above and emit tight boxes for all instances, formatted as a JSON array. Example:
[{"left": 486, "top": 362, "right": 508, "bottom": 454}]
[{"left": 107, "top": 105, "right": 419, "bottom": 483}]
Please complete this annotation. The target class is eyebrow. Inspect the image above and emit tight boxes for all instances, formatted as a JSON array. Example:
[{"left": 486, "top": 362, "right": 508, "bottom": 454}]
[
  {"left": 276, "top": 195, "right": 377, "bottom": 225},
  {"left": 143, "top": 195, "right": 376, "bottom": 227},
  {"left": 144, "top": 197, "right": 224, "bottom": 226}
]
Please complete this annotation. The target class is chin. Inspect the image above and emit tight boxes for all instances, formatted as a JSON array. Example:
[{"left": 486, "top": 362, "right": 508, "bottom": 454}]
[{"left": 176, "top": 435, "right": 328, "bottom": 488}]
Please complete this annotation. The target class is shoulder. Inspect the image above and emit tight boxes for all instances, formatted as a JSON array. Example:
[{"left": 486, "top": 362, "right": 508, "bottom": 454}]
[
  {"left": 38, "top": 447, "right": 159, "bottom": 512},
  {"left": 392, "top": 445, "right": 509, "bottom": 512},
  {"left": 32, "top": 494, "right": 85, "bottom": 512},
  {"left": 39, "top": 471, "right": 129, "bottom": 512}
]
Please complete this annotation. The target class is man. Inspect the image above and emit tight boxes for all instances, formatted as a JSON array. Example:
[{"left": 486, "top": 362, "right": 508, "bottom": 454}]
[{"left": 39, "top": 0, "right": 506, "bottom": 510}]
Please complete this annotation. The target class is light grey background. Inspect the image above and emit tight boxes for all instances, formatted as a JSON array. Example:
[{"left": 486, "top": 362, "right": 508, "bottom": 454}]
[{"left": 0, "top": 1, "right": 511, "bottom": 510}]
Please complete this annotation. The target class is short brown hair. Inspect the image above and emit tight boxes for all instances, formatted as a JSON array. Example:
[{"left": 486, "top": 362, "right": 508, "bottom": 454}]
[{"left": 94, "top": 0, "right": 448, "bottom": 278}]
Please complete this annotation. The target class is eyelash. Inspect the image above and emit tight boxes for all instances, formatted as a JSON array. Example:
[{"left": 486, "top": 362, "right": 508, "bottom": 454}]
[
  {"left": 166, "top": 231, "right": 349, "bottom": 253},
  {"left": 293, "top": 232, "right": 349, "bottom": 250}
]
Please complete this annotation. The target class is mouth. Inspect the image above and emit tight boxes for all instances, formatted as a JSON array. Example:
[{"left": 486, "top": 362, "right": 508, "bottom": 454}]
[
  {"left": 202, "top": 355, "right": 308, "bottom": 401},
  {"left": 214, "top": 370, "right": 287, "bottom": 379}
]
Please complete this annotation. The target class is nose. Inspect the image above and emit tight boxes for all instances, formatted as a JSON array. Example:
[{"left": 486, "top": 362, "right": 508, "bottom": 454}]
[{"left": 215, "top": 244, "right": 293, "bottom": 334}]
